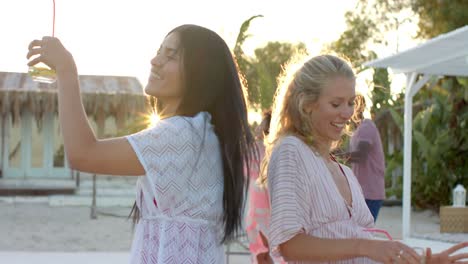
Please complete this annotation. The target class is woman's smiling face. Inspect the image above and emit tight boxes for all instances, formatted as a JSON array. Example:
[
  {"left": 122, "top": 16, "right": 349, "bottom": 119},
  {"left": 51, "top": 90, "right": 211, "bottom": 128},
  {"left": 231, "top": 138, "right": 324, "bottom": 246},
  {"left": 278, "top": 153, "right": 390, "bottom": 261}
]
[
  {"left": 306, "top": 76, "right": 356, "bottom": 143},
  {"left": 145, "top": 32, "right": 183, "bottom": 107}
]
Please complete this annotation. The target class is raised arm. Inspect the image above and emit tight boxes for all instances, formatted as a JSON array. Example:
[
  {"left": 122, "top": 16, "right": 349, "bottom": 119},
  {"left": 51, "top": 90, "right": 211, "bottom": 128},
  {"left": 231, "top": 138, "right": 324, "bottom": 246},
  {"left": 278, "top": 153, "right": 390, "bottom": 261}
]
[{"left": 27, "top": 37, "right": 145, "bottom": 176}]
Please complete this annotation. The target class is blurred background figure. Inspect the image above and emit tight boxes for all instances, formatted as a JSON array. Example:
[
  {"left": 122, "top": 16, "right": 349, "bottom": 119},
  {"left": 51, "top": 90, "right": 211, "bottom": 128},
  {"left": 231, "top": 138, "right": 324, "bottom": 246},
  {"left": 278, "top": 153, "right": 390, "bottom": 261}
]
[
  {"left": 348, "top": 95, "right": 386, "bottom": 222},
  {"left": 245, "top": 110, "right": 280, "bottom": 264}
]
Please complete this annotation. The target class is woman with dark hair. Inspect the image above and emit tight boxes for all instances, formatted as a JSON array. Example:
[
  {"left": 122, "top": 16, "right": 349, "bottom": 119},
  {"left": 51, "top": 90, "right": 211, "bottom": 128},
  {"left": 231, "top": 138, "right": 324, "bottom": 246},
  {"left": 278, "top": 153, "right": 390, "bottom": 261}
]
[{"left": 27, "top": 24, "right": 256, "bottom": 263}]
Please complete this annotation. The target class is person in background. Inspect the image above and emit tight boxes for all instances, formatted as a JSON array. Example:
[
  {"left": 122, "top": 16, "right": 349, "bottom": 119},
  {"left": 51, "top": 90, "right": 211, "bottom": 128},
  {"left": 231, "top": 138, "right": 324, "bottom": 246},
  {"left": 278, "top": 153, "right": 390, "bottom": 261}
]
[
  {"left": 246, "top": 109, "right": 283, "bottom": 264},
  {"left": 347, "top": 94, "right": 386, "bottom": 222},
  {"left": 27, "top": 24, "right": 257, "bottom": 263}
]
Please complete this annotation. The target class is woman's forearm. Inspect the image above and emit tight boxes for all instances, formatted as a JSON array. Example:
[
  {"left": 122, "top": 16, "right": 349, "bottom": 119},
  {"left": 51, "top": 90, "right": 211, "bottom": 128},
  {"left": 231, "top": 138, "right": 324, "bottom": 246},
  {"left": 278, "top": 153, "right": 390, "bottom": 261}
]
[
  {"left": 279, "top": 233, "right": 370, "bottom": 262},
  {"left": 56, "top": 59, "right": 97, "bottom": 167}
]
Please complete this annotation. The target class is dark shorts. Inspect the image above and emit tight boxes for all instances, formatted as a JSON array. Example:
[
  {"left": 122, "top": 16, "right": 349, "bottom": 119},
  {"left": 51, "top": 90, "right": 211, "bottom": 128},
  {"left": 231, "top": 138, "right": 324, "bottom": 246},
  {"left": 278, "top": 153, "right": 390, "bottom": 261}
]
[{"left": 365, "top": 199, "right": 383, "bottom": 222}]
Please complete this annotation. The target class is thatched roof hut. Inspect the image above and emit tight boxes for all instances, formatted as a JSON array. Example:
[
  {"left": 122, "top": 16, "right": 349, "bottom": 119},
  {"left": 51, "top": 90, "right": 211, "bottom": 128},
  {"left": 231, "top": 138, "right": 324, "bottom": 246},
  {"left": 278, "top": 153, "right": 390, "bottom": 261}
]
[
  {"left": 0, "top": 72, "right": 150, "bottom": 183},
  {"left": 0, "top": 72, "right": 149, "bottom": 129}
]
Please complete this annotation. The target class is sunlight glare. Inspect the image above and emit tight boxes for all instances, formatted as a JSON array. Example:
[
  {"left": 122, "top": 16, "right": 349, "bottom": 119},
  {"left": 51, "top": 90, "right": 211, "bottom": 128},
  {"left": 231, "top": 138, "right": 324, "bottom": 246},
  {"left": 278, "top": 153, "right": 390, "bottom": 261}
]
[
  {"left": 147, "top": 112, "right": 160, "bottom": 128},
  {"left": 248, "top": 110, "right": 262, "bottom": 125}
]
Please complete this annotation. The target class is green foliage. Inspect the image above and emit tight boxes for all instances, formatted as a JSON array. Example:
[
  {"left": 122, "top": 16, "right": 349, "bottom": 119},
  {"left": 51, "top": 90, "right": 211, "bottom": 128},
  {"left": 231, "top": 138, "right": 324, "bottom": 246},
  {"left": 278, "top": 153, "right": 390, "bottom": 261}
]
[
  {"left": 326, "top": 0, "right": 415, "bottom": 71},
  {"left": 408, "top": 79, "right": 467, "bottom": 209},
  {"left": 233, "top": 17, "right": 307, "bottom": 110},
  {"left": 411, "top": 0, "right": 468, "bottom": 38},
  {"left": 251, "top": 42, "right": 307, "bottom": 110},
  {"left": 326, "top": 9, "right": 377, "bottom": 71},
  {"left": 370, "top": 68, "right": 392, "bottom": 116},
  {"left": 233, "top": 15, "right": 264, "bottom": 106},
  {"left": 331, "top": 0, "right": 468, "bottom": 209},
  {"left": 384, "top": 79, "right": 468, "bottom": 209},
  {"left": 388, "top": 108, "right": 404, "bottom": 134},
  {"left": 234, "top": 15, "right": 264, "bottom": 55},
  {"left": 385, "top": 152, "right": 403, "bottom": 199},
  {"left": 253, "top": 62, "right": 275, "bottom": 110}
]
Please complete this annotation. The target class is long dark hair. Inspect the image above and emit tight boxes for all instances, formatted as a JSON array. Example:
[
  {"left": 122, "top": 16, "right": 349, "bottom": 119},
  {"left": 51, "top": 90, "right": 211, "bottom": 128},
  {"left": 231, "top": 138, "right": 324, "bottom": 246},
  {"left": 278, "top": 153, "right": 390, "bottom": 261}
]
[{"left": 130, "top": 24, "right": 257, "bottom": 243}]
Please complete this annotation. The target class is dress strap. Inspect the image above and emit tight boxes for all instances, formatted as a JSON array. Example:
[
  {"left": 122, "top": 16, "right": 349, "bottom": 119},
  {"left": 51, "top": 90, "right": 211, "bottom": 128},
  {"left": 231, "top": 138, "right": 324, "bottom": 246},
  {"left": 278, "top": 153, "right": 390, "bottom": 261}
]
[{"left": 329, "top": 154, "right": 346, "bottom": 177}]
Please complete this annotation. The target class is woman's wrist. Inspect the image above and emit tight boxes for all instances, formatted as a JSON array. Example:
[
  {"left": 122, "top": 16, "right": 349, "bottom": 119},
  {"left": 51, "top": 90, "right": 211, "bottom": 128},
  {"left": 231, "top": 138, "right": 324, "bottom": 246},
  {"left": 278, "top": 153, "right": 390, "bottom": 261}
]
[
  {"left": 55, "top": 51, "right": 77, "bottom": 76},
  {"left": 355, "top": 239, "right": 371, "bottom": 258}
]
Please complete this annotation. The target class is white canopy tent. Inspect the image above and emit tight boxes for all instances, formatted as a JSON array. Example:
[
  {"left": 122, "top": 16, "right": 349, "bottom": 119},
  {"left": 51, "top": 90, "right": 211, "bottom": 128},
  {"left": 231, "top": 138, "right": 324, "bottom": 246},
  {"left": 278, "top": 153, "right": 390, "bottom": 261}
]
[{"left": 364, "top": 25, "right": 468, "bottom": 239}]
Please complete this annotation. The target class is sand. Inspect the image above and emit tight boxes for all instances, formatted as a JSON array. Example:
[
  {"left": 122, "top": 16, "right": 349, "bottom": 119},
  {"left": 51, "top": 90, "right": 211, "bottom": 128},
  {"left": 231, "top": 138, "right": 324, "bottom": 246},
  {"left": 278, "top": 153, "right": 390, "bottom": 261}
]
[{"left": 0, "top": 201, "right": 454, "bottom": 251}]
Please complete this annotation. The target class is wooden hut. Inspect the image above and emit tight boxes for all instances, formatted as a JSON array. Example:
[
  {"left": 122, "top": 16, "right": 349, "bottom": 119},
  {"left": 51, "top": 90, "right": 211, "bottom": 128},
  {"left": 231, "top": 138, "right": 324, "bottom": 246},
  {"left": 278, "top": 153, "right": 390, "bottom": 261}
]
[{"left": 0, "top": 72, "right": 148, "bottom": 194}]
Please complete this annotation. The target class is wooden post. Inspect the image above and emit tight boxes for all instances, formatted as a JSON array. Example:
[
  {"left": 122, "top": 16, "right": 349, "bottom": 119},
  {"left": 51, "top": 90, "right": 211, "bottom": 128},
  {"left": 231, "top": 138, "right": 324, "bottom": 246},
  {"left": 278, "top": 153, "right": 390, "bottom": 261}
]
[
  {"left": 75, "top": 170, "right": 80, "bottom": 188},
  {"left": 2, "top": 114, "right": 10, "bottom": 177},
  {"left": 91, "top": 173, "right": 97, "bottom": 219},
  {"left": 43, "top": 112, "right": 54, "bottom": 177},
  {"left": 21, "top": 111, "right": 32, "bottom": 178},
  {"left": 0, "top": 114, "right": 4, "bottom": 177},
  {"left": 90, "top": 111, "right": 106, "bottom": 219}
]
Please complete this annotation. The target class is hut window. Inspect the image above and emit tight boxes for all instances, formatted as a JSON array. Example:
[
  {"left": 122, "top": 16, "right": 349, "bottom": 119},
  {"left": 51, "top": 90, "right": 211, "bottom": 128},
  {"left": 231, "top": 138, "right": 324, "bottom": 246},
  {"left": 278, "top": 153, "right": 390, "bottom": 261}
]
[
  {"left": 8, "top": 119, "right": 21, "bottom": 169},
  {"left": 53, "top": 118, "right": 65, "bottom": 167},
  {"left": 31, "top": 118, "right": 44, "bottom": 168}
]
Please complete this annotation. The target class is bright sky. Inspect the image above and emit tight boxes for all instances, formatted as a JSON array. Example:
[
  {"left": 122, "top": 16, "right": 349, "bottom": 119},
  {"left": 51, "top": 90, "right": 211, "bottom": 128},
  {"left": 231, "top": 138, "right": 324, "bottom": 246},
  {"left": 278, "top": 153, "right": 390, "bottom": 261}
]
[
  {"left": 2, "top": 0, "right": 422, "bottom": 122},
  {"left": 2, "top": 0, "right": 359, "bottom": 85}
]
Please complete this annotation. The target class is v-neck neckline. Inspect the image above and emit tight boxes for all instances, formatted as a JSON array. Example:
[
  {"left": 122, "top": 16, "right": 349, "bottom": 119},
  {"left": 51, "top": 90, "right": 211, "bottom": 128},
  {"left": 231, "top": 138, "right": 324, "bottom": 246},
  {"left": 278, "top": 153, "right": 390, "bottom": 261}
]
[{"left": 321, "top": 155, "right": 354, "bottom": 211}]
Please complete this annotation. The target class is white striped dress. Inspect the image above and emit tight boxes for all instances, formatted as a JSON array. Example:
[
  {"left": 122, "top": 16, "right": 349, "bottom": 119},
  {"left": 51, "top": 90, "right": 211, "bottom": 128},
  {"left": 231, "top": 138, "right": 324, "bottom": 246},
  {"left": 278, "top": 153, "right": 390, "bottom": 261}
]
[{"left": 268, "top": 136, "right": 378, "bottom": 264}]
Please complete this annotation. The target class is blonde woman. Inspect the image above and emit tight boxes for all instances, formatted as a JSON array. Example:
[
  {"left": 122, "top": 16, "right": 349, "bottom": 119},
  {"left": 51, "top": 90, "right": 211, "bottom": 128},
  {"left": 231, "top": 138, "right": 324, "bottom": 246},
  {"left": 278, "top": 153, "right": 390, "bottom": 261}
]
[{"left": 259, "top": 55, "right": 468, "bottom": 264}]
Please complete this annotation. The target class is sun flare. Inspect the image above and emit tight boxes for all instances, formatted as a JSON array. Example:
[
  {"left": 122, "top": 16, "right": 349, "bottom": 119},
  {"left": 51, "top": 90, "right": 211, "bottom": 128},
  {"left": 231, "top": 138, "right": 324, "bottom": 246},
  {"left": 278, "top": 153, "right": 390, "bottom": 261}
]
[{"left": 147, "top": 112, "right": 160, "bottom": 128}]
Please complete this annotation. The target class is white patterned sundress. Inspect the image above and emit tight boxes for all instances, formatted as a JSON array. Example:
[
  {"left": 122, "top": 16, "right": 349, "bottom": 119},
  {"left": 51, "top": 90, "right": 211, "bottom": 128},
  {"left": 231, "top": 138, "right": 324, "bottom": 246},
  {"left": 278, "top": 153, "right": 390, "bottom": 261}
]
[{"left": 126, "top": 112, "right": 225, "bottom": 264}]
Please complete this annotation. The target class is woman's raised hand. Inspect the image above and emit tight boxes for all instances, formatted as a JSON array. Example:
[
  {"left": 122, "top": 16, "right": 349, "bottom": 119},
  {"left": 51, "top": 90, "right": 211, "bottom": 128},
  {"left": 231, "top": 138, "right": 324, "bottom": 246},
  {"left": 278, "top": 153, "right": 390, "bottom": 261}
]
[
  {"left": 426, "top": 242, "right": 468, "bottom": 264},
  {"left": 27, "top": 36, "right": 75, "bottom": 73}
]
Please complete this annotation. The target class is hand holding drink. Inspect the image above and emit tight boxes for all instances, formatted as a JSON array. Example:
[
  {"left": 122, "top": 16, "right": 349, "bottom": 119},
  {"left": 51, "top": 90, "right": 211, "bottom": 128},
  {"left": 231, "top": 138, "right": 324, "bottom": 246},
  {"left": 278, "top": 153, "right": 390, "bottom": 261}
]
[
  {"left": 26, "top": 0, "right": 76, "bottom": 83},
  {"left": 27, "top": 36, "right": 74, "bottom": 76},
  {"left": 28, "top": 63, "right": 56, "bottom": 83},
  {"left": 27, "top": 0, "right": 57, "bottom": 83}
]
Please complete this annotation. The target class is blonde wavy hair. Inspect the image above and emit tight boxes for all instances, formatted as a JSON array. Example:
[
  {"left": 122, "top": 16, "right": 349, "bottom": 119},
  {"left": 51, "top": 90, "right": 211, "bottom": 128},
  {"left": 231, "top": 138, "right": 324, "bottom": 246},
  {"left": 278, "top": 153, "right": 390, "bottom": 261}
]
[
  {"left": 258, "top": 54, "right": 356, "bottom": 186},
  {"left": 351, "top": 94, "right": 366, "bottom": 127}
]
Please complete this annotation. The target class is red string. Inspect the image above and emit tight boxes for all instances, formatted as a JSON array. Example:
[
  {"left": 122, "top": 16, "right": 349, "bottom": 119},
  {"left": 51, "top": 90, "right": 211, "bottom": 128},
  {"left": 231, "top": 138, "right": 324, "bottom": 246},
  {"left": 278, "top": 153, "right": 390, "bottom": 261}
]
[
  {"left": 52, "top": 0, "right": 55, "bottom": 37},
  {"left": 363, "top": 228, "right": 393, "bottom": 240}
]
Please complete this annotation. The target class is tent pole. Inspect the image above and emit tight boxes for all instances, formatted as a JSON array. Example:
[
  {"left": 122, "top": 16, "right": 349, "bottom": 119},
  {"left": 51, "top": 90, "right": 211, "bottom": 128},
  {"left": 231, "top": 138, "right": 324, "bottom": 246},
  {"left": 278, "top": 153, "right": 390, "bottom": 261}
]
[
  {"left": 409, "top": 75, "right": 432, "bottom": 98},
  {"left": 402, "top": 72, "right": 416, "bottom": 240}
]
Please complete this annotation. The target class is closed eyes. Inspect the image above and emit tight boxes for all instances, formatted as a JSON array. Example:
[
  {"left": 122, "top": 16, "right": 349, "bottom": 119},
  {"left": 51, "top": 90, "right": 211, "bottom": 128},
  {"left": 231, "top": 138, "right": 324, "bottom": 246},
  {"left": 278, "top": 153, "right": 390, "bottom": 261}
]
[
  {"left": 157, "top": 47, "right": 179, "bottom": 60},
  {"left": 331, "top": 100, "right": 355, "bottom": 108}
]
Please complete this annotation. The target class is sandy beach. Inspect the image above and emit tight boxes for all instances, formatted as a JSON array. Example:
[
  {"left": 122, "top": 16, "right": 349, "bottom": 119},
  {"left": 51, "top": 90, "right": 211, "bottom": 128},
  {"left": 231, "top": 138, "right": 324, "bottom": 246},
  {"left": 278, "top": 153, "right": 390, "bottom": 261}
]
[
  {"left": 0, "top": 203, "right": 134, "bottom": 251},
  {"left": 0, "top": 200, "right": 460, "bottom": 252},
  {"left": 0, "top": 198, "right": 467, "bottom": 264}
]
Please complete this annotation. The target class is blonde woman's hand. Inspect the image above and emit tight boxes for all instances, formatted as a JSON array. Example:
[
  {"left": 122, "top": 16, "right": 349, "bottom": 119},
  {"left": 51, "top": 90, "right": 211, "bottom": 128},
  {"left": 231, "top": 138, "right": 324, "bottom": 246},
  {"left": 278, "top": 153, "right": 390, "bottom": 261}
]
[
  {"left": 27, "top": 36, "right": 75, "bottom": 74},
  {"left": 364, "top": 240, "right": 422, "bottom": 264},
  {"left": 426, "top": 242, "right": 468, "bottom": 263}
]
